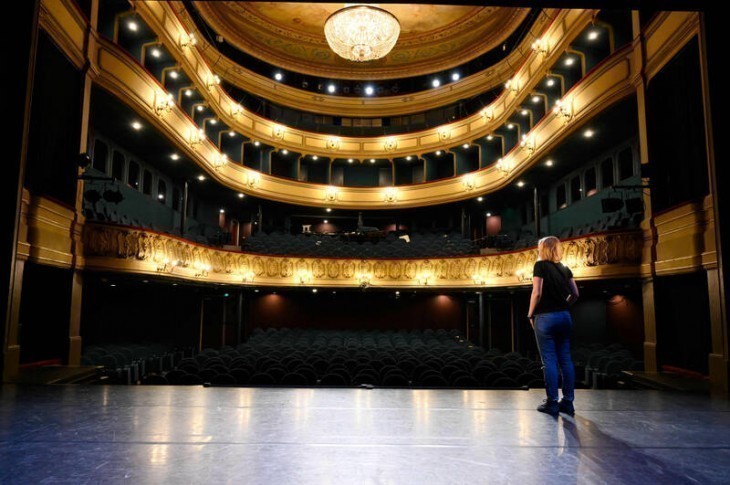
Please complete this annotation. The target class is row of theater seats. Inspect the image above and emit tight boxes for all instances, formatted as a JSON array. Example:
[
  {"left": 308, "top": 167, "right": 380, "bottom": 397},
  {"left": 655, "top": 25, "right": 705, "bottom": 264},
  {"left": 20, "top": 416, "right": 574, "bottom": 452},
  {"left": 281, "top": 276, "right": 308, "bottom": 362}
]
[
  {"left": 147, "top": 328, "right": 545, "bottom": 388},
  {"left": 487, "top": 211, "right": 642, "bottom": 251},
  {"left": 242, "top": 231, "right": 477, "bottom": 258},
  {"left": 81, "top": 343, "right": 183, "bottom": 385},
  {"left": 574, "top": 343, "right": 643, "bottom": 389},
  {"left": 82, "top": 205, "right": 219, "bottom": 246}
]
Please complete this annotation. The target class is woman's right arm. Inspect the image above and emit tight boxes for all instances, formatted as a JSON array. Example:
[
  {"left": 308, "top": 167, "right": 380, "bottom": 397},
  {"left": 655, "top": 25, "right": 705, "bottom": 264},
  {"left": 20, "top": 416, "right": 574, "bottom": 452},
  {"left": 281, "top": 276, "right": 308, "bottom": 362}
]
[{"left": 568, "top": 278, "right": 579, "bottom": 300}]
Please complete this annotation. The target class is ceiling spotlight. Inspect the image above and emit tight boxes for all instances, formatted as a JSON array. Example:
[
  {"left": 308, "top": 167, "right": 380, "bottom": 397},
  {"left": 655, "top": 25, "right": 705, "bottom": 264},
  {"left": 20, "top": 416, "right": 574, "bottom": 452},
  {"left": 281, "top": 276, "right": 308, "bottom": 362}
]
[
  {"left": 326, "top": 208, "right": 332, "bottom": 212},
  {"left": 406, "top": 156, "right": 412, "bottom": 161},
  {"left": 451, "top": 73, "right": 460, "bottom": 81},
  {"left": 184, "top": 89, "right": 193, "bottom": 97},
  {"left": 546, "top": 78, "right": 555, "bottom": 87},
  {"left": 323, "top": 220, "right": 328, "bottom": 224},
  {"left": 545, "top": 159, "right": 554, "bottom": 167},
  {"left": 436, "top": 150, "right": 442, "bottom": 156},
  {"left": 209, "top": 119, "right": 217, "bottom": 125},
  {"left": 127, "top": 21, "right": 138, "bottom": 31},
  {"left": 370, "top": 158, "right": 376, "bottom": 163},
  {"left": 487, "top": 135, "right": 494, "bottom": 141},
  {"left": 228, "top": 131, "right": 236, "bottom": 137},
  {"left": 238, "top": 193, "right": 244, "bottom": 198},
  {"left": 517, "top": 181, "right": 525, "bottom": 188},
  {"left": 131, "top": 121, "right": 142, "bottom": 130},
  {"left": 274, "top": 72, "right": 283, "bottom": 81},
  {"left": 486, "top": 212, "right": 492, "bottom": 217},
  {"left": 312, "top": 288, "right": 318, "bottom": 293},
  {"left": 507, "top": 123, "right": 514, "bottom": 129},
  {"left": 432, "top": 79, "right": 441, "bottom": 88},
  {"left": 197, "top": 175, "right": 205, "bottom": 181},
  {"left": 532, "top": 95, "right": 541, "bottom": 104},
  {"left": 196, "top": 105, "right": 204, "bottom": 112},
  {"left": 157, "top": 193, "right": 164, "bottom": 199},
  {"left": 169, "top": 71, "right": 178, "bottom": 79},
  {"left": 254, "top": 141, "right": 260, "bottom": 146},
  {"left": 312, "top": 155, "right": 319, "bottom": 160},
  {"left": 463, "top": 144, "right": 469, "bottom": 149},
  {"left": 364, "top": 85, "right": 374, "bottom": 96},
  {"left": 565, "top": 57, "right": 575, "bottom": 66},
  {"left": 347, "top": 158, "right": 354, "bottom": 163},
  {"left": 219, "top": 209, "right": 225, "bottom": 214},
  {"left": 150, "top": 48, "right": 161, "bottom": 58},
  {"left": 282, "top": 149, "right": 288, "bottom": 155},
  {"left": 521, "top": 109, "right": 528, "bottom": 116},
  {"left": 327, "top": 84, "right": 336, "bottom": 93},
  {"left": 170, "top": 154, "right": 180, "bottom": 160},
  {"left": 477, "top": 196, "right": 483, "bottom": 202},
  {"left": 588, "top": 30, "right": 599, "bottom": 41},
  {"left": 584, "top": 129, "right": 595, "bottom": 138}
]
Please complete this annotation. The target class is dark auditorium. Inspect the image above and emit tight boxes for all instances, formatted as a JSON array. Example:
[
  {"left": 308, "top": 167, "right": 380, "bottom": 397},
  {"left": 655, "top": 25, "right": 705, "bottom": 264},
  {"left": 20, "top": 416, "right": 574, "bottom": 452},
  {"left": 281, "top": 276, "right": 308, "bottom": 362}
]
[{"left": 2, "top": 0, "right": 729, "bottom": 482}]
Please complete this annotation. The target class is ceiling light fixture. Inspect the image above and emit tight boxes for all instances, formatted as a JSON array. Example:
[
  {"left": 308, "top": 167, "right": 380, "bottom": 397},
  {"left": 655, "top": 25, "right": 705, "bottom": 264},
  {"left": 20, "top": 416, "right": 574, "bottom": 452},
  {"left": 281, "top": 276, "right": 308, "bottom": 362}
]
[
  {"left": 170, "top": 154, "right": 179, "bottom": 160},
  {"left": 432, "top": 79, "right": 441, "bottom": 88},
  {"left": 451, "top": 73, "right": 460, "bottom": 81},
  {"left": 324, "top": 5, "right": 400, "bottom": 62},
  {"left": 588, "top": 31, "right": 599, "bottom": 41},
  {"left": 327, "top": 84, "right": 336, "bottom": 93},
  {"left": 184, "top": 89, "right": 193, "bottom": 97},
  {"left": 274, "top": 72, "right": 283, "bottom": 81},
  {"left": 151, "top": 48, "right": 161, "bottom": 58},
  {"left": 364, "top": 86, "right": 374, "bottom": 96}
]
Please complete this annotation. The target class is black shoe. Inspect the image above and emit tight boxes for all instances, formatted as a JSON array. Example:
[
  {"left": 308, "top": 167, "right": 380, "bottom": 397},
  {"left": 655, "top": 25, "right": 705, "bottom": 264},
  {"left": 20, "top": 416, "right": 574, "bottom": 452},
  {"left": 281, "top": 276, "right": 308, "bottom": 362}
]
[
  {"left": 537, "top": 399, "right": 559, "bottom": 416},
  {"left": 559, "top": 399, "right": 575, "bottom": 416}
]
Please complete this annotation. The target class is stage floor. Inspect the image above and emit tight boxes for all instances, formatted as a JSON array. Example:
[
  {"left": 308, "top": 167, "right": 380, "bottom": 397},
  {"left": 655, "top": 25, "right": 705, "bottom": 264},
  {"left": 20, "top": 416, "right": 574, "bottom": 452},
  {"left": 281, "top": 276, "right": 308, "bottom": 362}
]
[{"left": 1, "top": 386, "right": 729, "bottom": 484}]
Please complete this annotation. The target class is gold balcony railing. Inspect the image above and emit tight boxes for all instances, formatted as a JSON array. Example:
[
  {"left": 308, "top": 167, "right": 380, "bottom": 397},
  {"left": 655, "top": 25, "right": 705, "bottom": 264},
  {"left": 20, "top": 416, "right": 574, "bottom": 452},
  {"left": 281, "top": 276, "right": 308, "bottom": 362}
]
[{"left": 81, "top": 222, "right": 643, "bottom": 289}]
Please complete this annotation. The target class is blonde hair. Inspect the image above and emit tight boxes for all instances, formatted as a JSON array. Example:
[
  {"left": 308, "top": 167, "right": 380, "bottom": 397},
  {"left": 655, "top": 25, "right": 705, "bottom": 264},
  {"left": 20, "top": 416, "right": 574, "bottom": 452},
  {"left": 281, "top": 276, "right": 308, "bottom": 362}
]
[{"left": 537, "top": 236, "right": 562, "bottom": 262}]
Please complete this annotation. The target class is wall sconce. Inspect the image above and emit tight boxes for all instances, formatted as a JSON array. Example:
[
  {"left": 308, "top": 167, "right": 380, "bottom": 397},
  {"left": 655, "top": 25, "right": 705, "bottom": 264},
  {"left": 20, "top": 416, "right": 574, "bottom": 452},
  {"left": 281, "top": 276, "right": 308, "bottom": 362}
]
[
  {"left": 438, "top": 128, "right": 451, "bottom": 142},
  {"left": 206, "top": 74, "right": 221, "bottom": 90},
  {"left": 154, "top": 92, "right": 175, "bottom": 116},
  {"left": 157, "top": 258, "right": 178, "bottom": 273},
  {"left": 230, "top": 104, "right": 244, "bottom": 117},
  {"left": 194, "top": 263, "right": 211, "bottom": 277},
  {"left": 462, "top": 174, "right": 476, "bottom": 191},
  {"left": 531, "top": 37, "right": 549, "bottom": 55},
  {"left": 495, "top": 157, "right": 513, "bottom": 176},
  {"left": 189, "top": 128, "right": 205, "bottom": 147},
  {"left": 384, "top": 187, "right": 398, "bottom": 203},
  {"left": 296, "top": 270, "right": 313, "bottom": 285},
  {"left": 505, "top": 78, "right": 520, "bottom": 94},
  {"left": 384, "top": 137, "right": 397, "bottom": 151},
  {"left": 417, "top": 272, "right": 432, "bottom": 286},
  {"left": 326, "top": 137, "right": 340, "bottom": 150},
  {"left": 273, "top": 125, "right": 285, "bottom": 140},
  {"left": 481, "top": 107, "right": 494, "bottom": 121},
  {"left": 472, "top": 271, "right": 488, "bottom": 285},
  {"left": 324, "top": 186, "right": 338, "bottom": 202},
  {"left": 180, "top": 32, "right": 197, "bottom": 48},
  {"left": 553, "top": 99, "right": 573, "bottom": 124},
  {"left": 356, "top": 272, "right": 373, "bottom": 288},
  {"left": 246, "top": 171, "right": 261, "bottom": 189},
  {"left": 212, "top": 153, "right": 228, "bottom": 172},
  {"left": 241, "top": 271, "right": 255, "bottom": 283},
  {"left": 520, "top": 134, "right": 537, "bottom": 157}
]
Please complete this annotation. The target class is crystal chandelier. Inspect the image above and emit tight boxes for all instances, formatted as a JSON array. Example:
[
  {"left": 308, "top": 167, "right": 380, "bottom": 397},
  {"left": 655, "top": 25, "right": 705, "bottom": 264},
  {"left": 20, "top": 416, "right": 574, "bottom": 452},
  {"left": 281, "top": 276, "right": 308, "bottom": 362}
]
[{"left": 324, "top": 5, "right": 400, "bottom": 62}]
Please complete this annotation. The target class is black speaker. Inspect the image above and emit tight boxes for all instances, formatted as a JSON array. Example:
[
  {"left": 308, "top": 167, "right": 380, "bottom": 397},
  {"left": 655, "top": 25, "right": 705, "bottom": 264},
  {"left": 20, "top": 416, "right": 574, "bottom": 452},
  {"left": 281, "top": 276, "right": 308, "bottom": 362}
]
[
  {"left": 602, "top": 197, "right": 624, "bottom": 213},
  {"left": 625, "top": 197, "right": 644, "bottom": 214}
]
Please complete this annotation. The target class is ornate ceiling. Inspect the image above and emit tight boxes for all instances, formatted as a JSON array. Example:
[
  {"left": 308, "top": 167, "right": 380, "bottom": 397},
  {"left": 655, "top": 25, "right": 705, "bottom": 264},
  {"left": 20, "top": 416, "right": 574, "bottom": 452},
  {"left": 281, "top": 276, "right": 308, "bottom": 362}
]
[{"left": 191, "top": 2, "right": 531, "bottom": 80}]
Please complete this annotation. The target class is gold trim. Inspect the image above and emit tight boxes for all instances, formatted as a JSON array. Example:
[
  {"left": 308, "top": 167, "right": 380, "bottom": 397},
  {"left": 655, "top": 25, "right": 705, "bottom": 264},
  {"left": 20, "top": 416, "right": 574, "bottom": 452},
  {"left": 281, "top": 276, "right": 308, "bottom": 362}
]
[
  {"left": 81, "top": 222, "right": 643, "bottom": 289},
  {"left": 171, "top": 5, "right": 563, "bottom": 117}
]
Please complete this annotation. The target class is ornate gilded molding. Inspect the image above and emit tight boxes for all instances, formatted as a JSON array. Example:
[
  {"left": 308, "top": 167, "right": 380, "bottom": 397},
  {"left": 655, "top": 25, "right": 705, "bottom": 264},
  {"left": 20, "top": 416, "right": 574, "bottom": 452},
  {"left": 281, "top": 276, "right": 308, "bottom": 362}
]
[
  {"left": 81, "top": 222, "right": 643, "bottom": 289},
  {"left": 170, "top": 4, "right": 560, "bottom": 117},
  {"left": 134, "top": 1, "right": 595, "bottom": 159},
  {"left": 188, "top": 3, "right": 532, "bottom": 81}
]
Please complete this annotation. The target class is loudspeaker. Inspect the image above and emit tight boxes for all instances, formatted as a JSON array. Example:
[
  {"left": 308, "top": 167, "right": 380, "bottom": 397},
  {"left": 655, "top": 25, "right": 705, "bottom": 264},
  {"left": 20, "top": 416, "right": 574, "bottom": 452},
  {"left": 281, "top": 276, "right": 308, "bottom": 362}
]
[{"left": 602, "top": 197, "right": 624, "bottom": 213}]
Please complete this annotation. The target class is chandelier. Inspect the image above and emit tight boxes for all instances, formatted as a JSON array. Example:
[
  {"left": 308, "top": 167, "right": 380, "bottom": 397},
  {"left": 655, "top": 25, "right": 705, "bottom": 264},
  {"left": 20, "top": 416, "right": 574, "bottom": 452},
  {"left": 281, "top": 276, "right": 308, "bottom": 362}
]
[{"left": 324, "top": 5, "right": 400, "bottom": 62}]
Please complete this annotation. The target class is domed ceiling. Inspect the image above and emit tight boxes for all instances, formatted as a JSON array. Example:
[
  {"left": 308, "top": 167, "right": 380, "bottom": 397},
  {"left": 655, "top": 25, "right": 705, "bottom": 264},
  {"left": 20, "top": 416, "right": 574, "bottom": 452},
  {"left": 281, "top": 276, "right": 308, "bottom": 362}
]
[{"left": 191, "top": 2, "right": 531, "bottom": 80}]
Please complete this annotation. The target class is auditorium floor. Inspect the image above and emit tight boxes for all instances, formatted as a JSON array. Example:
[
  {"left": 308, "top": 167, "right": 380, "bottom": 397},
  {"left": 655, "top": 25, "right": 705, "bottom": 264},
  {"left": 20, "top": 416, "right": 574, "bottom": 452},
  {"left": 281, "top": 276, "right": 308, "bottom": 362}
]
[{"left": 1, "top": 386, "right": 729, "bottom": 484}]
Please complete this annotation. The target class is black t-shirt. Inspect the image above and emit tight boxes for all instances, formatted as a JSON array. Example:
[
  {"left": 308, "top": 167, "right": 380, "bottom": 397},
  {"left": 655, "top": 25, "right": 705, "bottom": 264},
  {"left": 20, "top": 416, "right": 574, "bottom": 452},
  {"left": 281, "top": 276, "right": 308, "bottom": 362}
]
[{"left": 533, "top": 260, "right": 573, "bottom": 314}]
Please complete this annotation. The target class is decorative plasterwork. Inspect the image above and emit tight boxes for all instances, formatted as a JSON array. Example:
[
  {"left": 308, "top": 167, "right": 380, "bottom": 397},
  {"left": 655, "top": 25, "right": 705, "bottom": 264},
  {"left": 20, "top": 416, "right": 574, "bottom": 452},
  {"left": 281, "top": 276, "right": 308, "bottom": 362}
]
[
  {"left": 82, "top": 223, "right": 644, "bottom": 289},
  {"left": 170, "top": 4, "right": 558, "bottom": 117},
  {"left": 189, "top": 3, "right": 530, "bottom": 81}
]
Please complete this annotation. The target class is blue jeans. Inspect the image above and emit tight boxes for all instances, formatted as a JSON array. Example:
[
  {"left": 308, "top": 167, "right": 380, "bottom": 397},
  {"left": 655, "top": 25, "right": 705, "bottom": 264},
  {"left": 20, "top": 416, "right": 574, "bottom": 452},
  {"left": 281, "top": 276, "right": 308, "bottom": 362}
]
[{"left": 534, "top": 311, "right": 575, "bottom": 402}]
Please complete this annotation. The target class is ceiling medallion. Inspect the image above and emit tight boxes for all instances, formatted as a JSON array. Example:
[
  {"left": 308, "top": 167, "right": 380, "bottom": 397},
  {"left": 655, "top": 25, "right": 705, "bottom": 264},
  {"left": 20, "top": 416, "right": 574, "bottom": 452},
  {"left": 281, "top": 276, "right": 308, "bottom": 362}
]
[{"left": 324, "top": 5, "right": 401, "bottom": 62}]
